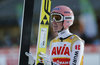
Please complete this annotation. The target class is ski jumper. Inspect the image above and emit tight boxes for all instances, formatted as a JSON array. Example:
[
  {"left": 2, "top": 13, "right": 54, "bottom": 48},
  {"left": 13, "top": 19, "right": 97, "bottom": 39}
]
[{"left": 49, "top": 29, "right": 84, "bottom": 65}]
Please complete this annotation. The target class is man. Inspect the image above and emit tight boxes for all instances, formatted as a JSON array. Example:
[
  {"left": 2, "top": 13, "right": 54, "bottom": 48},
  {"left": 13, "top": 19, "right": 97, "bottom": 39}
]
[{"left": 26, "top": 5, "right": 84, "bottom": 65}]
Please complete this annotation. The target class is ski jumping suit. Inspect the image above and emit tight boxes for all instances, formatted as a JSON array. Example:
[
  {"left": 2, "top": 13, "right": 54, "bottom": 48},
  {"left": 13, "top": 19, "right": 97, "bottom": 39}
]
[{"left": 49, "top": 29, "right": 84, "bottom": 65}]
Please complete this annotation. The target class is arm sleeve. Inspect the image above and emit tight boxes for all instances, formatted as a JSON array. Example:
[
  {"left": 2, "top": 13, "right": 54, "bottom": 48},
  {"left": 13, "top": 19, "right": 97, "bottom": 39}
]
[{"left": 70, "top": 40, "right": 84, "bottom": 65}]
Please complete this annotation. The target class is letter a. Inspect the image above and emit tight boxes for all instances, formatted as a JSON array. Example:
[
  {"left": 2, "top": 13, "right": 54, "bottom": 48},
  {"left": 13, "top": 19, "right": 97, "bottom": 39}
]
[
  {"left": 64, "top": 47, "right": 70, "bottom": 56},
  {"left": 52, "top": 47, "right": 56, "bottom": 55}
]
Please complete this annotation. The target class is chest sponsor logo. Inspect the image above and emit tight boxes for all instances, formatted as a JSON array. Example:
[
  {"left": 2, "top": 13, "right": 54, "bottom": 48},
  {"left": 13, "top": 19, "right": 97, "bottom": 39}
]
[{"left": 51, "top": 44, "right": 70, "bottom": 56}]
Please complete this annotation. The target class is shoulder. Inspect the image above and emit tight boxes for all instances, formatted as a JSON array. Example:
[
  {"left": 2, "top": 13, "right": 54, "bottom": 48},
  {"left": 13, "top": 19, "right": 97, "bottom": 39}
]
[
  {"left": 72, "top": 35, "right": 84, "bottom": 48},
  {"left": 70, "top": 35, "right": 84, "bottom": 52},
  {"left": 50, "top": 36, "right": 59, "bottom": 43},
  {"left": 72, "top": 34, "right": 84, "bottom": 43},
  {"left": 71, "top": 34, "right": 84, "bottom": 48},
  {"left": 49, "top": 36, "right": 59, "bottom": 49}
]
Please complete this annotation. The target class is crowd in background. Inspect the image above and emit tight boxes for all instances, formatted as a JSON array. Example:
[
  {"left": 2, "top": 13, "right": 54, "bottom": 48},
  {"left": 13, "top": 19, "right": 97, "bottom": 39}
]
[{"left": 0, "top": 0, "right": 100, "bottom": 48}]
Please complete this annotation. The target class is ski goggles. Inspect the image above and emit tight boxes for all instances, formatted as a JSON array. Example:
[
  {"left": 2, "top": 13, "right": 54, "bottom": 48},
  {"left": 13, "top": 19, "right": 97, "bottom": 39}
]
[{"left": 51, "top": 13, "right": 74, "bottom": 22}]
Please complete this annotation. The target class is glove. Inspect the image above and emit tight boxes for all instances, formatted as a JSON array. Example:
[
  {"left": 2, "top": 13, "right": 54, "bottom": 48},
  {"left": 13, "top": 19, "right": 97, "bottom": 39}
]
[
  {"left": 39, "top": 52, "right": 59, "bottom": 65},
  {"left": 39, "top": 52, "right": 51, "bottom": 65},
  {"left": 25, "top": 52, "right": 35, "bottom": 65}
]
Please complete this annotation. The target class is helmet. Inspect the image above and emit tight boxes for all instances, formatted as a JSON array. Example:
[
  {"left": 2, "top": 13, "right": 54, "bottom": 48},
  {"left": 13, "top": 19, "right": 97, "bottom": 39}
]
[{"left": 51, "top": 5, "right": 74, "bottom": 29}]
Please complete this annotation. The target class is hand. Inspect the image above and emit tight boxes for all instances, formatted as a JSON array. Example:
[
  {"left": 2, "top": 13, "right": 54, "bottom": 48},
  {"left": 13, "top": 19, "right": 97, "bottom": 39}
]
[
  {"left": 38, "top": 52, "right": 51, "bottom": 65},
  {"left": 38, "top": 52, "right": 59, "bottom": 65},
  {"left": 25, "top": 52, "right": 35, "bottom": 65}
]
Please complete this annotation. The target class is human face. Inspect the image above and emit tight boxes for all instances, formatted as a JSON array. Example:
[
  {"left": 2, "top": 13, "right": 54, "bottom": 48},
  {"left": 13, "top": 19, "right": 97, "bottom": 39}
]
[{"left": 52, "top": 21, "right": 63, "bottom": 32}]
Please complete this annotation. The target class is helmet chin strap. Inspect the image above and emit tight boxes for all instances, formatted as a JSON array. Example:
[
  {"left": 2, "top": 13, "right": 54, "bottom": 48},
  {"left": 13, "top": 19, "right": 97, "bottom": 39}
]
[
  {"left": 58, "top": 21, "right": 64, "bottom": 33},
  {"left": 58, "top": 26, "right": 64, "bottom": 33}
]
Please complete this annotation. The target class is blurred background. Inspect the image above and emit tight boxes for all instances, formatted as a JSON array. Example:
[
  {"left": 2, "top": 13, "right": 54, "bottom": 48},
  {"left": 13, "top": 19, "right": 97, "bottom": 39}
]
[{"left": 0, "top": 0, "right": 100, "bottom": 65}]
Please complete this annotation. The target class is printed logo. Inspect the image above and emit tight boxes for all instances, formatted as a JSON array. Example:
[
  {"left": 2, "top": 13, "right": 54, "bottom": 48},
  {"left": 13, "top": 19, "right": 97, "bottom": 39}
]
[
  {"left": 44, "top": 0, "right": 50, "bottom": 15},
  {"left": 70, "top": 36, "right": 74, "bottom": 39},
  {"left": 50, "top": 42, "right": 71, "bottom": 65},
  {"left": 53, "top": 58, "right": 70, "bottom": 65},
  {"left": 51, "top": 44, "right": 70, "bottom": 56},
  {"left": 39, "top": 28, "right": 47, "bottom": 48},
  {"left": 75, "top": 45, "right": 80, "bottom": 50},
  {"left": 60, "top": 31, "right": 65, "bottom": 34},
  {"left": 41, "top": 0, "right": 50, "bottom": 25},
  {"left": 41, "top": 15, "right": 49, "bottom": 24},
  {"left": 64, "top": 11, "right": 70, "bottom": 13},
  {"left": 53, "top": 8, "right": 60, "bottom": 10},
  {"left": 72, "top": 51, "right": 79, "bottom": 65}
]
